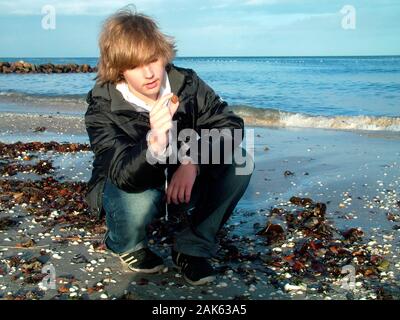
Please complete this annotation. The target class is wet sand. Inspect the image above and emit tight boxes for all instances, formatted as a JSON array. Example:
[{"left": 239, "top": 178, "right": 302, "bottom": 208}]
[{"left": 1, "top": 110, "right": 400, "bottom": 300}]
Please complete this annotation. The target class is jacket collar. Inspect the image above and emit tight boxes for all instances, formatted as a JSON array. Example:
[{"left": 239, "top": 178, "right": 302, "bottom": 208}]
[{"left": 91, "top": 63, "right": 186, "bottom": 113}]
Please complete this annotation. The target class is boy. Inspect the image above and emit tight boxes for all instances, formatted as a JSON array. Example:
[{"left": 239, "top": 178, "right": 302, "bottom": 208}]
[{"left": 85, "top": 9, "right": 254, "bottom": 286}]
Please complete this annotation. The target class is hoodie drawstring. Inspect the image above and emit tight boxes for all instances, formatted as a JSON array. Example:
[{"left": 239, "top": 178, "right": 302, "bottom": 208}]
[{"left": 164, "top": 167, "right": 169, "bottom": 221}]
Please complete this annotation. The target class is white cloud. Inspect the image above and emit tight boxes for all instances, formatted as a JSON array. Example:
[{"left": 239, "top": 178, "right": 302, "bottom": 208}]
[
  {"left": 243, "top": 0, "right": 278, "bottom": 6},
  {"left": 0, "top": 0, "right": 350, "bottom": 16},
  {"left": 0, "top": 0, "right": 176, "bottom": 15}
]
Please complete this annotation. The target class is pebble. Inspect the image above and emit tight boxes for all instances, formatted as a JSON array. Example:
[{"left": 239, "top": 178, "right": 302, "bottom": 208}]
[
  {"left": 52, "top": 254, "right": 62, "bottom": 260},
  {"left": 100, "top": 294, "right": 108, "bottom": 299},
  {"left": 284, "top": 284, "right": 307, "bottom": 292}
]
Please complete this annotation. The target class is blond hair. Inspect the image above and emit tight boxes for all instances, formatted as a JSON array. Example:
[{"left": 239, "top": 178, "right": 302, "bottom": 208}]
[{"left": 96, "top": 8, "right": 177, "bottom": 85}]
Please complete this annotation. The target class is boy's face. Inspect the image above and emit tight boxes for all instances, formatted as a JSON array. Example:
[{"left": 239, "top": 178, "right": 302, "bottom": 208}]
[{"left": 122, "top": 57, "right": 166, "bottom": 103}]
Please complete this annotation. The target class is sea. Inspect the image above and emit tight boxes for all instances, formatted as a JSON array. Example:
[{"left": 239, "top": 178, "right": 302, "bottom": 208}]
[{"left": 0, "top": 56, "right": 399, "bottom": 131}]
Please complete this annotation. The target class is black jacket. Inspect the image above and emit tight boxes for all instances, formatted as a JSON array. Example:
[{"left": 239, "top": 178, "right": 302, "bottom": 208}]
[{"left": 84, "top": 63, "right": 244, "bottom": 218}]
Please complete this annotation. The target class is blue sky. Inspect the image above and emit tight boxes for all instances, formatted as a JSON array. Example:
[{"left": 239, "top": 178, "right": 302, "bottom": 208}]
[{"left": 0, "top": 0, "right": 399, "bottom": 57}]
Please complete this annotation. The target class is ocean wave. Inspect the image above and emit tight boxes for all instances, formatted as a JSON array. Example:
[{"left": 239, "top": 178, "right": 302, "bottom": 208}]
[
  {"left": 0, "top": 91, "right": 87, "bottom": 107},
  {"left": 232, "top": 105, "right": 400, "bottom": 132},
  {"left": 0, "top": 92, "right": 399, "bottom": 132}
]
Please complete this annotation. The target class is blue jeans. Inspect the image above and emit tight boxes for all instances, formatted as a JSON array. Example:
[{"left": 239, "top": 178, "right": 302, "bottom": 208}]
[{"left": 102, "top": 147, "right": 254, "bottom": 258}]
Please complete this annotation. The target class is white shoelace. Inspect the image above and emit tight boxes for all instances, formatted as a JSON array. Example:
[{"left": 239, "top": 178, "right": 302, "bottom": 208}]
[{"left": 165, "top": 168, "right": 169, "bottom": 221}]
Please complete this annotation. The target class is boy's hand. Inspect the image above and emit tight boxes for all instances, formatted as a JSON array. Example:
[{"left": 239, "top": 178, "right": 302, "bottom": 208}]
[
  {"left": 167, "top": 163, "right": 198, "bottom": 205},
  {"left": 148, "top": 93, "right": 180, "bottom": 154}
]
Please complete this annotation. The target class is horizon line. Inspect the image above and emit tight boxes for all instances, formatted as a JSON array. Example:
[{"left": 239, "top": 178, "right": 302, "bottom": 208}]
[{"left": 1, "top": 54, "right": 400, "bottom": 60}]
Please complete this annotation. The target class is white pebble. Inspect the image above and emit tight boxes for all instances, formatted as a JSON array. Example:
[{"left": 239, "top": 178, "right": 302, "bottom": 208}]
[{"left": 284, "top": 284, "right": 307, "bottom": 292}]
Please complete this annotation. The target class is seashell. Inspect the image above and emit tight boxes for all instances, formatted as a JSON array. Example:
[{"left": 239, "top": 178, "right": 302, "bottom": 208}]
[
  {"left": 284, "top": 283, "right": 307, "bottom": 292},
  {"left": 171, "top": 95, "right": 179, "bottom": 104}
]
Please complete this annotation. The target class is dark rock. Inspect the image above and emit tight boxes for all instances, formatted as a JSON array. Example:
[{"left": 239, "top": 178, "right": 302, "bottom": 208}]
[
  {"left": 0, "top": 62, "right": 98, "bottom": 74},
  {"left": 71, "top": 254, "right": 89, "bottom": 264},
  {"left": 14, "top": 61, "right": 25, "bottom": 69},
  {"left": 2, "top": 66, "right": 12, "bottom": 73},
  {"left": 34, "top": 127, "right": 47, "bottom": 132},
  {"left": 284, "top": 170, "right": 295, "bottom": 177},
  {"left": 0, "top": 217, "right": 19, "bottom": 230},
  {"left": 81, "top": 64, "right": 90, "bottom": 73},
  {"left": 342, "top": 228, "right": 364, "bottom": 243},
  {"left": 376, "top": 287, "right": 394, "bottom": 300}
]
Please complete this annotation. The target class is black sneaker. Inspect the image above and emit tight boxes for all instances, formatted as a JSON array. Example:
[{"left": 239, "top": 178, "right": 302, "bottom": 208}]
[
  {"left": 171, "top": 249, "right": 216, "bottom": 286},
  {"left": 118, "top": 248, "right": 166, "bottom": 273}
]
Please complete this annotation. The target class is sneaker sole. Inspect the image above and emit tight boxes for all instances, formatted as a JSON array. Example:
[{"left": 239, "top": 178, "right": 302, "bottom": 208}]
[
  {"left": 183, "top": 274, "right": 216, "bottom": 286},
  {"left": 173, "top": 262, "right": 216, "bottom": 286},
  {"left": 110, "top": 251, "right": 167, "bottom": 274},
  {"left": 124, "top": 263, "right": 167, "bottom": 274}
]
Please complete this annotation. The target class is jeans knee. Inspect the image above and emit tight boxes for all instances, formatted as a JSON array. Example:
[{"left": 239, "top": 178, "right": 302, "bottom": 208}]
[{"left": 103, "top": 180, "right": 163, "bottom": 223}]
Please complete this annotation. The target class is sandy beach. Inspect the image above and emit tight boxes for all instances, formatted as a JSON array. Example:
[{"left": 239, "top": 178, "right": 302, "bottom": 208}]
[{"left": 0, "top": 109, "right": 399, "bottom": 300}]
